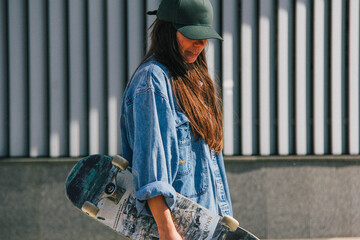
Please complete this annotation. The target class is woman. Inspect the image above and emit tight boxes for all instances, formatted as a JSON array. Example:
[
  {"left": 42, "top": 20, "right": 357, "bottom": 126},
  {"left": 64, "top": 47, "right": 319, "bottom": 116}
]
[{"left": 120, "top": 0, "right": 233, "bottom": 239}]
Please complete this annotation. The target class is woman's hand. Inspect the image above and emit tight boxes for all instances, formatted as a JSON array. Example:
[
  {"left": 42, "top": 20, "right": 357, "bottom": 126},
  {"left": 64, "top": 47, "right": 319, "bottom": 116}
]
[{"left": 148, "top": 195, "right": 183, "bottom": 240}]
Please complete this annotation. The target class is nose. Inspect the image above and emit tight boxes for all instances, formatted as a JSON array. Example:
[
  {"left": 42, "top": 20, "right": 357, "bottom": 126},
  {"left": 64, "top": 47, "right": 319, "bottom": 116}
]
[{"left": 194, "top": 39, "right": 207, "bottom": 47}]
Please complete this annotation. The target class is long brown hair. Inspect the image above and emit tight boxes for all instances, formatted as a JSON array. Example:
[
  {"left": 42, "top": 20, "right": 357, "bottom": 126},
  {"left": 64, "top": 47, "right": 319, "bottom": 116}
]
[{"left": 142, "top": 19, "right": 223, "bottom": 154}]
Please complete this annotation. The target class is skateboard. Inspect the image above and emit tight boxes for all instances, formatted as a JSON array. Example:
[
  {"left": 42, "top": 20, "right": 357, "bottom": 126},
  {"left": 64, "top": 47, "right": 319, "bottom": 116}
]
[{"left": 65, "top": 154, "right": 260, "bottom": 240}]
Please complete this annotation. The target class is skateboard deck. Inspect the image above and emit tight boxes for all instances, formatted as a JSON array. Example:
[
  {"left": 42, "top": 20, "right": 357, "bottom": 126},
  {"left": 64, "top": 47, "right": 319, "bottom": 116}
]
[{"left": 65, "top": 154, "right": 259, "bottom": 240}]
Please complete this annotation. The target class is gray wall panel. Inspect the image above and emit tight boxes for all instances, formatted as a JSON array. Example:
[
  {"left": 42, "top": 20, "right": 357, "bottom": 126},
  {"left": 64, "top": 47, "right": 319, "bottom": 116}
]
[
  {"left": 225, "top": 158, "right": 360, "bottom": 239},
  {"left": 1, "top": 158, "right": 360, "bottom": 239},
  {"left": 0, "top": 0, "right": 359, "bottom": 157}
]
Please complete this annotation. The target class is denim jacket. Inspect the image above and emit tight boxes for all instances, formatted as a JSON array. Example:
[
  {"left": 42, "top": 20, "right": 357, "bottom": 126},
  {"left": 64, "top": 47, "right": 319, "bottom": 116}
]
[{"left": 120, "top": 59, "right": 233, "bottom": 217}]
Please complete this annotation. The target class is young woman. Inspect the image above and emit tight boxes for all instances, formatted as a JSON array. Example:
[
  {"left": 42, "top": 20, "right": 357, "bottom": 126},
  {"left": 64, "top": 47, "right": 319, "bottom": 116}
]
[{"left": 120, "top": 0, "right": 233, "bottom": 239}]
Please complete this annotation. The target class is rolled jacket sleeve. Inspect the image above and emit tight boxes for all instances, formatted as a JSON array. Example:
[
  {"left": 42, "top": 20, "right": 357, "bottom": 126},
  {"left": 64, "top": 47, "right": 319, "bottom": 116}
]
[
  {"left": 135, "top": 181, "right": 177, "bottom": 216},
  {"left": 122, "top": 65, "right": 179, "bottom": 216}
]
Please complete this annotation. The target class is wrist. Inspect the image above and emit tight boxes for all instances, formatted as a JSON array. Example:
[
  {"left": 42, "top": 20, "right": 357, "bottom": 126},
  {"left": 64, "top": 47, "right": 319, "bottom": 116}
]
[{"left": 158, "top": 222, "right": 177, "bottom": 237}]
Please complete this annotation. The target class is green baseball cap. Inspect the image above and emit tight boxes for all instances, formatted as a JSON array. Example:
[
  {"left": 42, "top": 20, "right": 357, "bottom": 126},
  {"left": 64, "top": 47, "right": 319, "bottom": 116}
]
[{"left": 148, "top": 0, "right": 223, "bottom": 40}]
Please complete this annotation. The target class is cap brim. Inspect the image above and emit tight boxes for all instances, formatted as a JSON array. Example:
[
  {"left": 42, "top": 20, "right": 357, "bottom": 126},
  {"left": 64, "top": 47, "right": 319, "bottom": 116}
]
[{"left": 174, "top": 24, "right": 223, "bottom": 41}]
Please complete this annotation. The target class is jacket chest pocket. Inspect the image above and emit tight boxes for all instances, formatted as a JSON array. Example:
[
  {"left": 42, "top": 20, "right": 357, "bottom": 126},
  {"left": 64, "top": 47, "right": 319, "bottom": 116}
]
[
  {"left": 175, "top": 114, "right": 192, "bottom": 176},
  {"left": 173, "top": 109, "right": 209, "bottom": 198}
]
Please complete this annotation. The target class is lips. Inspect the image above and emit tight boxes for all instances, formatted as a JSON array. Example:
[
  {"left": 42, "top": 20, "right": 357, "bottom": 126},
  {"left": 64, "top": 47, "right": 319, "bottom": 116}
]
[
  {"left": 186, "top": 50, "right": 201, "bottom": 58},
  {"left": 183, "top": 48, "right": 203, "bottom": 63},
  {"left": 190, "top": 50, "right": 201, "bottom": 55}
]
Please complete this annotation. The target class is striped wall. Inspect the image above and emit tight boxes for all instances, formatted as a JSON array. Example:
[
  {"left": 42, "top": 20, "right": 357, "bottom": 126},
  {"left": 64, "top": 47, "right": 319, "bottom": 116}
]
[{"left": 0, "top": 0, "right": 359, "bottom": 157}]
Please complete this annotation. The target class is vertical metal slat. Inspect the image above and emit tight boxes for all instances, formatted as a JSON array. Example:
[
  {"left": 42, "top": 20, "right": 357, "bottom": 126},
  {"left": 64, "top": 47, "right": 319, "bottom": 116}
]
[
  {"left": 295, "top": 0, "right": 308, "bottom": 155},
  {"left": 331, "top": 0, "right": 344, "bottom": 155},
  {"left": 29, "top": 0, "right": 48, "bottom": 157},
  {"left": 259, "top": 0, "right": 275, "bottom": 155},
  {"left": 222, "top": 0, "right": 239, "bottom": 155},
  {"left": 0, "top": 0, "right": 9, "bottom": 156},
  {"left": 49, "top": 0, "right": 68, "bottom": 157},
  {"left": 9, "top": 0, "right": 28, "bottom": 156},
  {"left": 69, "top": 0, "right": 87, "bottom": 157},
  {"left": 277, "top": 0, "right": 290, "bottom": 155},
  {"left": 313, "top": 0, "right": 325, "bottom": 155},
  {"left": 241, "top": 0, "right": 256, "bottom": 155},
  {"left": 348, "top": 0, "right": 359, "bottom": 155},
  {"left": 107, "top": 0, "right": 126, "bottom": 155},
  {"left": 88, "top": 0, "right": 107, "bottom": 155}
]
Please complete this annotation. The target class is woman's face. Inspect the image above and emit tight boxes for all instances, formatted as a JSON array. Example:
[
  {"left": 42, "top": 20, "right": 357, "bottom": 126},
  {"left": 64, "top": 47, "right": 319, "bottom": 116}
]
[{"left": 176, "top": 32, "right": 208, "bottom": 63}]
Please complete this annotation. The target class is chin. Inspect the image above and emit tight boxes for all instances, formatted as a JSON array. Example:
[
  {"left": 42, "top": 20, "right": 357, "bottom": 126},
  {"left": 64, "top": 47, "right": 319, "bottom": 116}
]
[{"left": 186, "top": 58, "right": 197, "bottom": 63}]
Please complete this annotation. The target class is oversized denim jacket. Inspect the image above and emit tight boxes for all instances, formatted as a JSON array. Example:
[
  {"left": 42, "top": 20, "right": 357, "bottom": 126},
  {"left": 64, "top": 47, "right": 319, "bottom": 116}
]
[{"left": 120, "top": 59, "right": 233, "bottom": 217}]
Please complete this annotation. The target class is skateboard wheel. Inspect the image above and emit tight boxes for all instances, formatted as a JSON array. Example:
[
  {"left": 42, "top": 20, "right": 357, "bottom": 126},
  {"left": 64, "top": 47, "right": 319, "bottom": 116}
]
[
  {"left": 112, "top": 155, "right": 129, "bottom": 171},
  {"left": 220, "top": 215, "right": 239, "bottom": 232},
  {"left": 81, "top": 201, "right": 99, "bottom": 217}
]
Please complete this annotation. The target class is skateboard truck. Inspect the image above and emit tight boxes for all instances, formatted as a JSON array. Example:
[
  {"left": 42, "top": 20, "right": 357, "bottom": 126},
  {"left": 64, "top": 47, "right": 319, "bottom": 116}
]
[
  {"left": 81, "top": 180, "right": 125, "bottom": 218},
  {"left": 80, "top": 155, "right": 129, "bottom": 218},
  {"left": 102, "top": 155, "right": 129, "bottom": 204},
  {"left": 103, "top": 179, "right": 126, "bottom": 205}
]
